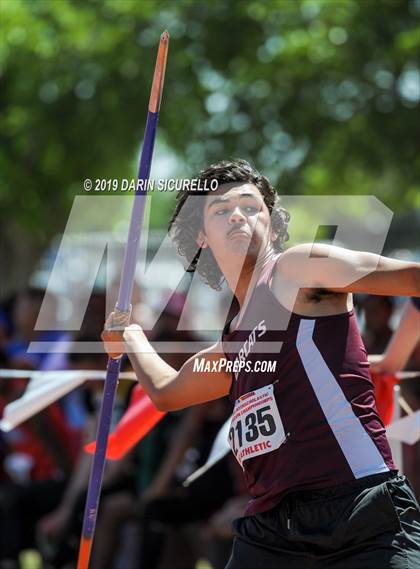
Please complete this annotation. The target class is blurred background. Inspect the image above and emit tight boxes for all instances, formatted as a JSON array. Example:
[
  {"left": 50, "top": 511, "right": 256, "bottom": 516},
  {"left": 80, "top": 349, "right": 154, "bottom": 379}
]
[
  {"left": 0, "top": 1, "right": 419, "bottom": 568},
  {"left": 1, "top": 0, "right": 420, "bottom": 295}
]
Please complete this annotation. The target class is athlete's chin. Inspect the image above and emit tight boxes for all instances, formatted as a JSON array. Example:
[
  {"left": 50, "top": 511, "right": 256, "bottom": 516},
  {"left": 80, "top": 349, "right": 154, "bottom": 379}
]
[
  {"left": 226, "top": 244, "right": 265, "bottom": 264},
  {"left": 227, "top": 241, "right": 250, "bottom": 255}
]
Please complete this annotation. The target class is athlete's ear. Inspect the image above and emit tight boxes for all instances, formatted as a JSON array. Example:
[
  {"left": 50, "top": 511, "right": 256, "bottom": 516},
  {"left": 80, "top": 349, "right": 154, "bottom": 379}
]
[
  {"left": 196, "top": 230, "right": 208, "bottom": 249},
  {"left": 270, "top": 229, "right": 278, "bottom": 244}
]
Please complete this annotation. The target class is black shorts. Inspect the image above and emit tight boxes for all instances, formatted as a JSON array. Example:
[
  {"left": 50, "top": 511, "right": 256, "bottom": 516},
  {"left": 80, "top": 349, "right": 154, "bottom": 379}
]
[{"left": 226, "top": 473, "right": 420, "bottom": 569}]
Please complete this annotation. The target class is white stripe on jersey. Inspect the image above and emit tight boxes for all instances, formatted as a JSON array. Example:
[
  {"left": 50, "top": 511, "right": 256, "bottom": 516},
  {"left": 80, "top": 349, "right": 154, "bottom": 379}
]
[{"left": 296, "top": 319, "right": 389, "bottom": 478}]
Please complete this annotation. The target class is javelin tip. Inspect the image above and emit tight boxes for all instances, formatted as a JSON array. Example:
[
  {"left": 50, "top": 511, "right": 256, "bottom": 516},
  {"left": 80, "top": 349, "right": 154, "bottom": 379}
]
[{"left": 149, "top": 31, "right": 169, "bottom": 113}]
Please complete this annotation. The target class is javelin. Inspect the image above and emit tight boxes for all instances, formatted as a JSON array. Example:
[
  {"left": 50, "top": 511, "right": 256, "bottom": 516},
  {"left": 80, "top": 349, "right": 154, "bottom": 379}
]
[{"left": 77, "top": 30, "right": 169, "bottom": 569}]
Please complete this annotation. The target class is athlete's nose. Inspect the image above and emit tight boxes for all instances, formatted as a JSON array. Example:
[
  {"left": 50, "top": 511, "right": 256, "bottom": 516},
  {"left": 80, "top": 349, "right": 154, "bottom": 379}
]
[{"left": 229, "top": 206, "right": 247, "bottom": 225}]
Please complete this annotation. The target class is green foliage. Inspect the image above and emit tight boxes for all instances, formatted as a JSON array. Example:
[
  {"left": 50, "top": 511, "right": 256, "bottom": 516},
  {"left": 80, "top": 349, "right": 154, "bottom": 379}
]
[{"left": 1, "top": 0, "right": 419, "bottom": 269}]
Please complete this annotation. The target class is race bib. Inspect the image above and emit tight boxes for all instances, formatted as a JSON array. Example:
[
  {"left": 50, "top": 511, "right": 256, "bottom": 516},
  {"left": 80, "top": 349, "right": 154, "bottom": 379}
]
[{"left": 229, "top": 384, "right": 286, "bottom": 467}]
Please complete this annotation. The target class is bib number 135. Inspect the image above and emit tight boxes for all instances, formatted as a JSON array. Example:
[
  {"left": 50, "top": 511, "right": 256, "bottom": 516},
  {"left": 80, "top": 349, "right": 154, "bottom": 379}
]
[{"left": 228, "top": 384, "right": 286, "bottom": 466}]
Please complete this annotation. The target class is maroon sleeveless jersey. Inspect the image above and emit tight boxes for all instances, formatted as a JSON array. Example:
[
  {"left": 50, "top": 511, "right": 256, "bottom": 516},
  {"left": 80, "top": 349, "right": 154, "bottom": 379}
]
[{"left": 222, "top": 255, "right": 396, "bottom": 516}]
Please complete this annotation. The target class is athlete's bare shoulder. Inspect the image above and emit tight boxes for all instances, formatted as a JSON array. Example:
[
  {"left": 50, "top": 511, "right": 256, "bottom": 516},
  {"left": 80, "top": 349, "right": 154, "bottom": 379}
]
[{"left": 276, "top": 242, "right": 333, "bottom": 267}]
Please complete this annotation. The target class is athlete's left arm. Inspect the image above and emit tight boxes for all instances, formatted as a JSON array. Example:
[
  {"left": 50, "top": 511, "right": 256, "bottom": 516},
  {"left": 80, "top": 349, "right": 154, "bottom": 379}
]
[{"left": 278, "top": 243, "right": 420, "bottom": 296}]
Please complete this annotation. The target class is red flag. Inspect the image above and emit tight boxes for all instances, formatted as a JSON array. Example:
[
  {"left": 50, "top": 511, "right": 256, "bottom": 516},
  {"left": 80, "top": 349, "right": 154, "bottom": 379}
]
[
  {"left": 85, "top": 384, "right": 166, "bottom": 460},
  {"left": 371, "top": 372, "right": 399, "bottom": 426}
]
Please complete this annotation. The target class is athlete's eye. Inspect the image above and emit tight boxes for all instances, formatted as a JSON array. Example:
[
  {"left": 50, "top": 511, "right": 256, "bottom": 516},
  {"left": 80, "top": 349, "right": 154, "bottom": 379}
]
[
  {"left": 244, "top": 206, "right": 259, "bottom": 214},
  {"left": 215, "top": 208, "right": 229, "bottom": 216}
]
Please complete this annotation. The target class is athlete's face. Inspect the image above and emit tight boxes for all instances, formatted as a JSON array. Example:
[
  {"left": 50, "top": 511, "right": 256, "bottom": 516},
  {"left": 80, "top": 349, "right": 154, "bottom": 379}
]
[{"left": 198, "top": 183, "right": 277, "bottom": 261}]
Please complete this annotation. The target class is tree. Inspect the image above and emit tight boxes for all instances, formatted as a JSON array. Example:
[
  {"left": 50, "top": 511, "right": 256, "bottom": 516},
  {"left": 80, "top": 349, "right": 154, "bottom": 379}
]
[{"left": 1, "top": 0, "right": 419, "bottom": 296}]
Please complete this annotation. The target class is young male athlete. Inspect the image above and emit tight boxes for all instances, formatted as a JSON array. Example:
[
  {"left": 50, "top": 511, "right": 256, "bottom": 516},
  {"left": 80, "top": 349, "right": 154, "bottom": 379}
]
[{"left": 103, "top": 159, "right": 420, "bottom": 568}]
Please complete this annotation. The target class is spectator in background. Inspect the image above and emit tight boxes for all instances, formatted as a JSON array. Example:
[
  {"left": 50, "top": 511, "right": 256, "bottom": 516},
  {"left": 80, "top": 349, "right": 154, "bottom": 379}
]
[
  {"left": 362, "top": 294, "right": 394, "bottom": 354},
  {"left": 370, "top": 297, "right": 420, "bottom": 374},
  {"left": 35, "top": 336, "right": 133, "bottom": 568},
  {"left": 204, "top": 491, "right": 249, "bottom": 569},
  {"left": 79, "top": 291, "right": 107, "bottom": 340},
  {"left": 0, "top": 348, "right": 11, "bottom": 484},
  {"left": 0, "top": 376, "right": 77, "bottom": 566},
  {"left": 0, "top": 299, "right": 14, "bottom": 353},
  {"left": 4, "top": 287, "right": 67, "bottom": 370},
  {"left": 137, "top": 398, "right": 235, "bottom": 569},
  {"left": 88, "top": 404, "right": 181, "bottom": 569}
]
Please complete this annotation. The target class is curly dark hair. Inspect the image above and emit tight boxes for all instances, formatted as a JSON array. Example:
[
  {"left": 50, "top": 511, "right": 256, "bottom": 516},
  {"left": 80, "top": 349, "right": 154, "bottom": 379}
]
[{"left": 169, "top": 159, "right": 290, "bottom": 290}]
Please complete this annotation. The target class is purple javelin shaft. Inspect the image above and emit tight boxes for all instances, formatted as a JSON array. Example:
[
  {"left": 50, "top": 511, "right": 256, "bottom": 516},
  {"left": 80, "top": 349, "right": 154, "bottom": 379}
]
[
  {"left": 80, "top": 112, "right": 158, "bottom": 541},
  {"left": 117, "top": 110, "right": 159, "bottom": 310},
  {"left": 78, "top": 32, "right": 168, "bottom": 569},
  {"left": 82, "top": 356, "right": 121, "bottom": 540}
]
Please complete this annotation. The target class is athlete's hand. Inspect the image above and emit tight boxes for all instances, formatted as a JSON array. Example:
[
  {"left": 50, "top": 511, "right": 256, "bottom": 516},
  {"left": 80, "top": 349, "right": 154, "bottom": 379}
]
[{"left": 102, "top": 306, "right": 132, "bottom": 359}]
